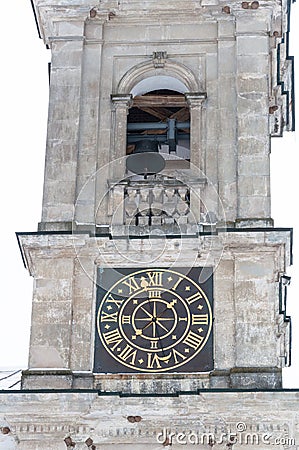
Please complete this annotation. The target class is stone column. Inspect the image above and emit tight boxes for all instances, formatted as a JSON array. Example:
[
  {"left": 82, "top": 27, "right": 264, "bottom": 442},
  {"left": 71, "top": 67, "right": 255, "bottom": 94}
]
[
  {"left": 95, "top": 94, "right": 132, "bottom": 226},
  {"left": 185, "top": 93, "right": 206, "bottom": 223},
  {"left": 185, "top": 92, "right": 206, "bottom": 171},
  {"left": 110, "top": 94, "right": 132, "bottom": 177}
]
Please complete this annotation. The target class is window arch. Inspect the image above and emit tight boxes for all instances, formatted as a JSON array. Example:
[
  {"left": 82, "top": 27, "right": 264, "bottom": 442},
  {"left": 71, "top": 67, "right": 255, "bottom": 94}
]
[
  {"left": 111, "top": 58, "right": 206, "bottom": 174},
  {"left": 116, "top": 58, "right": 202, "bottom": 95}
]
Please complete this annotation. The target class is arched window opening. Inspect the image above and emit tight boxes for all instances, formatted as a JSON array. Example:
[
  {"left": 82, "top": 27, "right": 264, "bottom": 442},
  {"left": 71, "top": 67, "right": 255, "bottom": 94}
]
[
  {"left": 123, "top": 89, "right": 193, "bottom": 228},
  {"left": 126, "top": 89, "right": 190, "bottom": 170}
]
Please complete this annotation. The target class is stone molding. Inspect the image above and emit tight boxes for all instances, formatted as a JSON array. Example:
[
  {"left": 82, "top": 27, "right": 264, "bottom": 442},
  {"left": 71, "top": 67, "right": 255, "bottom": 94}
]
[
  {"left": 17, "top": 229, "right": 292, "bottom": 273},
  {"left": 117, "top": 58, "right": 202, "bottom": 95}
]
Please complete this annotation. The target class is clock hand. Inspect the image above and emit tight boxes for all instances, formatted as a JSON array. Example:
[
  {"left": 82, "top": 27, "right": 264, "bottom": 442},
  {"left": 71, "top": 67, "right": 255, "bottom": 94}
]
[
  {"left": 142, "top": 299, "right": 174, "bottom": 334},
  {"left": 152, "top": 318, "right": 156, "bottom": 338},
  {"left": 154, "top": 318, "right": 168, "bottom": 358},
  {"left": 140, "top": 306, "right": 157, "bottom": 333},
  {"left": 155, "top": 319, "right": 170, "bottom": 333},
  {"left": 136, "top": 302, "right": 168, "bottom": 357},
  {"left": 141, "top": 320, "right": 154, "bottom": 332},
  {"left": 155, "top": 300, "right": 176, "bottom": 320},
  {"left": 146, "top": 300, "right": 166, "bottom": 338},
  {"left": 140, "top": 306, "right": 153, "bottom": 319},
  {"left": 153, "top": 299, "right": 157, "bottom": 318},
  {"left": 145, "top": 292, "right": 155, "bottom": 318},
  {"left": 138, "top": 299, "right": 157, "bottom": 333}
]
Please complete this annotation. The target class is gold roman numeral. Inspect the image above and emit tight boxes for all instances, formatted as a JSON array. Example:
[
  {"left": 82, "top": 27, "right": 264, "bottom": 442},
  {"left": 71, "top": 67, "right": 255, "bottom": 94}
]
[
  {"left": 121, "top": 315, "right": 131, "bottom": 324},
  {"left": 149, "top": 290, "right": 162, "bottom": 298},
  {"left": 171, "top": 277, "right": 183, "bottom": 291},
  {"left": 118, "top": 345, "right": 137, "bottom": 365},
  {"left": 122, "top": 276, "right": 140, "bottom": 294},
  {"left": 101, "top": 311, "right": 118, "bottom": 322},
  {"left": 150, "top": 340, "right": 158, "bottom": 349},
  {"left": 186, "top": 291, "right": 202, "bottom": 305},
  {"left": 103, "top": 328, "right": 123, "bottom": 350},
  {"left": 183, "top": 330, "right": 204, "bottom": 350},
  {"left": 147, "top": 271, "right": 163, "bottom": 286},
  {"left": 147, "top": 352, "right": 171, "bottom": 369},
  {"left": 106, "top": 294, "right": 123, "bottom": 308},
  {"left": 192, "top": 314, "right": 209, "bottom": 325},
  {"left": 172, "top": 348, "right": 186, "bottom": 364}
]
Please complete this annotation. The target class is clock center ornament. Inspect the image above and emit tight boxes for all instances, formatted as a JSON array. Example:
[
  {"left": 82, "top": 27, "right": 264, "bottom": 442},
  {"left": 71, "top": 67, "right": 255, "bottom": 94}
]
[{"left": 94, "top": 268, "right": 213, "bottom": 373}]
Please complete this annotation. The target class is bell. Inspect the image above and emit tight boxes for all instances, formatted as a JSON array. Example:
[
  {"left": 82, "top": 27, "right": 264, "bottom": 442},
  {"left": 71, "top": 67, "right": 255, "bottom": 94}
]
[
  {"left": 126, "top": 140, "right": 165, "bottom": 176},
  {"left": 134, "top": 139, "right": 160, "bottom": 153}
]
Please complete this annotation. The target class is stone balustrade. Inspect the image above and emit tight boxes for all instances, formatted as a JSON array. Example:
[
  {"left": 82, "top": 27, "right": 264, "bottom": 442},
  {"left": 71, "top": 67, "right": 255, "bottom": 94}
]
[{"left": 124, "top": 181, "right": 191, "bottom": 226}]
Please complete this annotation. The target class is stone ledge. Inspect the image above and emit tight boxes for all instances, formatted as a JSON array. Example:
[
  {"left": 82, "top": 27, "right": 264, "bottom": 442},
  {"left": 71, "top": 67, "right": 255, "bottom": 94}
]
[
  {"left": 235, "top": 217, "right": 274, "bottom": 228},
  {"left": 210, "top": 367, "right": 282, "bottom": 389},
  {"left": 38, "top": 221, "right": 73, "bottom": 232},
  {"left": 94, "top": 372, "right": 210, "bottom": 394},
  {"left": 20, "top": 368, "right": 282, "bottom": 392},
  {"left": 21, "top": 369, "right": 73, "bottom": 390}
]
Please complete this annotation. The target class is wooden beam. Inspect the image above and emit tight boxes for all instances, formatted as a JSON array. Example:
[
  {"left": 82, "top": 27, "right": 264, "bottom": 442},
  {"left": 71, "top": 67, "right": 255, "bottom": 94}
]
[
  {"left": 136, "top": 106, "right": 173, "bottom": 120},
  {"left": 169, "top": 107, "right": 189, "bottom": 122}
]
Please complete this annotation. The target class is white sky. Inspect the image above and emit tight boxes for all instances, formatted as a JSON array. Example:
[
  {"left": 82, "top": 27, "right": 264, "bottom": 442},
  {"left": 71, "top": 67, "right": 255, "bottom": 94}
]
[{"left": 0, "top": 2, "right": 298, "bottom": 387}]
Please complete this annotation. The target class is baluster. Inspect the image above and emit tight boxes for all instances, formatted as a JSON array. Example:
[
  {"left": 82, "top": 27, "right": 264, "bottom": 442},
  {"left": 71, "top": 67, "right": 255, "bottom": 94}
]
[{"left": 124, "top": 188, "right": 138, "bottom": 225}]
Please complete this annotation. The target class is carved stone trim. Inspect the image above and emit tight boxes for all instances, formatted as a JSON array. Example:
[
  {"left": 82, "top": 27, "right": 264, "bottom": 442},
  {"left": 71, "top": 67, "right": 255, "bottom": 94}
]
[
  {"left": 110, "top": 94, "right": 133, "bottom": 109},
  {"left": 185, "top": 92, "right": 207, "bottom": 107},
  {"left": 117, "top": 59, "right": 202, "bottom": 94},
  {"left": 152, "top": 51, "right": 168, "bottom": 68}
]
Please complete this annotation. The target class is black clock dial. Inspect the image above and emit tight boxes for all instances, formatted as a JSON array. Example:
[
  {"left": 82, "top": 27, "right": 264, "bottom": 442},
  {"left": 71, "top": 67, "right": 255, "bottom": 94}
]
[{"left": 94, "top": 267, "right": 213, "bottom": 373}]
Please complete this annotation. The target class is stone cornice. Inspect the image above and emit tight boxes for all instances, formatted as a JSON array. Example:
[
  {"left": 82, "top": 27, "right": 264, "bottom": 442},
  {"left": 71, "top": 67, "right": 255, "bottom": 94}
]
[
  {"left": 16, "top": 229, "right": 292, "bottom": 277},
  {"left": 32, "top": 0, "right": 287, "bottom": 46}
]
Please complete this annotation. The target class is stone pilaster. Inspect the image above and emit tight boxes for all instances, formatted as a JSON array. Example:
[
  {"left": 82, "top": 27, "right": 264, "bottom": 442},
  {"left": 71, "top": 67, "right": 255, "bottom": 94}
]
[
  {"left": 235, "top": 14, "right": 272, "bottom": 225},
  {"left": 185, "top": 92, "right": 206, "bottom": 171},
  {"left": 185, "top": 93, "right": 206, "bottom": 223},
  {"left": 110, "top": 94, "right": 132, "bottom": 165},
  {"left": 217, "top": 19, "right": 237, "bottom": 224},
  {"left": 74, "top": 18, "right": 105, "bottom": 227},
  {"left": 40, "top": 24, "right": 85, "bottom": 230}
]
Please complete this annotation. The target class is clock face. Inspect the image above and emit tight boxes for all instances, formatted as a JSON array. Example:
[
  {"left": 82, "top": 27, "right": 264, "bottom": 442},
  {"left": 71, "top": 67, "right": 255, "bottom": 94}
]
[{"left": 94, "top": 267, "right": 213, "bottom": 373}]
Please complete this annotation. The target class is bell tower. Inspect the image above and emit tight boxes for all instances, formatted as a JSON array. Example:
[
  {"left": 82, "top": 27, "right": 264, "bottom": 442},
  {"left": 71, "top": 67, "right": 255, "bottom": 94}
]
[{"left": 19, "top": 0, "right": 293, "bottom": 392}]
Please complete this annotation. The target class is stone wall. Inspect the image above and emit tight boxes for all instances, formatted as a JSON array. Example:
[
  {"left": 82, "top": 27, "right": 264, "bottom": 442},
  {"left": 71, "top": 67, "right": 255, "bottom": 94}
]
[
  {"left": 18, "top": 229, "right": 292, "bottom": 390},
  {"left": 1, "top": 390, "right": 299, "bottom": 449},
  {"left": 31, "top": 0, "right": 294, "bottom": 230}
]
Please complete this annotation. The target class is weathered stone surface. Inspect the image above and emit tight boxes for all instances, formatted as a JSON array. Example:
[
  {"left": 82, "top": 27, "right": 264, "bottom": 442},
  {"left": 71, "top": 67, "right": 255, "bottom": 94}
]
[
  {"left": 17, "top": 229, "right": 292, "bottom": 390},
  {"left": 13, "top": 2, "right": 296, "bottom": 448},
  {"left": 30, "top": 0, "right": 294, "bottom": 229},
  {"left": 1, "top": 391, "right": 299, "bottom": 449}
]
